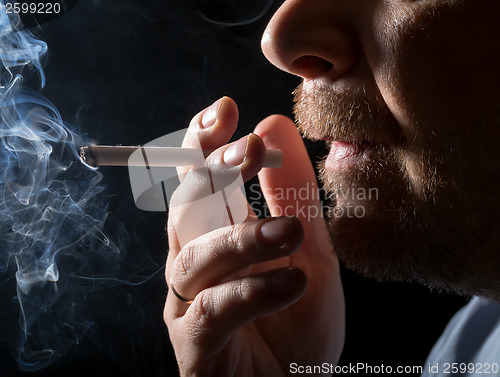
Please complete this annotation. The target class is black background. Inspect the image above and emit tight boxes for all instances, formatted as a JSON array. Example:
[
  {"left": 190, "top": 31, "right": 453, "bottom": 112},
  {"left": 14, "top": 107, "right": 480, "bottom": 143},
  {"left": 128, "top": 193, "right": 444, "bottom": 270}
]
[{"left": 1, "top": 1, "right": 468, "bottom": 376}]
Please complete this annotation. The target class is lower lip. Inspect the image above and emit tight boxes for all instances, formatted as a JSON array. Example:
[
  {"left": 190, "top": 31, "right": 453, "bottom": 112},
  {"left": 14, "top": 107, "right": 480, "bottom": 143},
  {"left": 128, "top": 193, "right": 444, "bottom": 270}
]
[{"left": 325, "top": 141, "right": 372, "bottom": 170}]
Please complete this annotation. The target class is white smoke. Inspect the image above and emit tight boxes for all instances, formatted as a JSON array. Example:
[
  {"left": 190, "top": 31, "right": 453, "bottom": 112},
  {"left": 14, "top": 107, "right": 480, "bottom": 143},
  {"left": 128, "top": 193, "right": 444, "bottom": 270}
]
[{"left": 0, "top": 2, "right": 132, "bottom": 371}]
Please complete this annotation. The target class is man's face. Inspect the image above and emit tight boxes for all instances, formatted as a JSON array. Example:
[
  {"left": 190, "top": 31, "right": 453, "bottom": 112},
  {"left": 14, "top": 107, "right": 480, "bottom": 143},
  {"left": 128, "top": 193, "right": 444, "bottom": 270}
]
[{"left": 262, "top": 0, "right": 500, "bottom": 298}]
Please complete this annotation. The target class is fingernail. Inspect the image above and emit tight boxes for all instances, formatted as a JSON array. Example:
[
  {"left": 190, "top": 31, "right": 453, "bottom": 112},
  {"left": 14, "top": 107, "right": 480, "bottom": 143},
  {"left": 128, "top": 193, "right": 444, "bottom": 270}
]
[
  {"left": 259, "top": 217, "right": 293, "bottom": 247},
  {"left": 267, "top": 268, "right": 299, "bottom": 293},
  {"left": 201, "top": 98, "right": 222, "bottom": 129},
  {"left": 223, "top": 135, "right": 249, "bottom": 166}
]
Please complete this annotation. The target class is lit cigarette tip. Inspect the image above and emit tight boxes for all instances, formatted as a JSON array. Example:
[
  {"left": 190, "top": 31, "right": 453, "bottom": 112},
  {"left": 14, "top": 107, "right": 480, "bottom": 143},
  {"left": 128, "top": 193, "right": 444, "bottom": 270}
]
[{"left": 79, "top": 145, "right": 283, "bottom": 168}]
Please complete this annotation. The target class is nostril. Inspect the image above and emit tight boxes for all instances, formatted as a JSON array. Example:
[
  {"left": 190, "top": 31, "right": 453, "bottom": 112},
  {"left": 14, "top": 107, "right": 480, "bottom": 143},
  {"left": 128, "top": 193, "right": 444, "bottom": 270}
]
[{"left": 292, "top": 55, "right": 333, "bottom": 77}]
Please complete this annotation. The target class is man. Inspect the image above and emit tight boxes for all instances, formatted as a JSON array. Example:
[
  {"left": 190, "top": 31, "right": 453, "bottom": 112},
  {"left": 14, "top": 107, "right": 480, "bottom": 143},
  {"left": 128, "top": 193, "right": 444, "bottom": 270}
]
[{"left": 164, "top": 0, "right": 500, "bottom": 376}]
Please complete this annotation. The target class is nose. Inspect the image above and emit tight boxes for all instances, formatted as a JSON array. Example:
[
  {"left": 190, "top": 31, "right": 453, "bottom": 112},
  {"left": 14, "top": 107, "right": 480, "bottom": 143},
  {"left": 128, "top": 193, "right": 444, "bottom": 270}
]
[{"left": 261, "top": 0, "right": 359, "bottom": 81}]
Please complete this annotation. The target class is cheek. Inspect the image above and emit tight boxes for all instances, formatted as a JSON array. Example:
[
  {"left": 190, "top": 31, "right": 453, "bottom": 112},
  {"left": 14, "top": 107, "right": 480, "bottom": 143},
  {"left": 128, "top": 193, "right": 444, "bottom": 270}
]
[
  {"left": 369, "top": 4, "right": 446, "bottom": 131},
  {"left": 367, "top": 1, "right": 499, "bottom": 143},
  {"left": 363, "top": 0, "right": 500, "bottom": 197}
]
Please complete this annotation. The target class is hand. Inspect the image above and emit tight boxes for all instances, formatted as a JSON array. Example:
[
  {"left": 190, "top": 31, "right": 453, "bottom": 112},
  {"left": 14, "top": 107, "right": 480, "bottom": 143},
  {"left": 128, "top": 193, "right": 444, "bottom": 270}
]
[{"left": 164, "top": 97, "right": 344, "bottom": 377}]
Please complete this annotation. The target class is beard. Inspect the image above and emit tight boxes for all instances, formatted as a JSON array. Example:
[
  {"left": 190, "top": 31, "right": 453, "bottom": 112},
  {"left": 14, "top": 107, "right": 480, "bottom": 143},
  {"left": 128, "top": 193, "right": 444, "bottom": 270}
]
[{"left": 293, "top": 80, "right": 500, "bottom": 299}]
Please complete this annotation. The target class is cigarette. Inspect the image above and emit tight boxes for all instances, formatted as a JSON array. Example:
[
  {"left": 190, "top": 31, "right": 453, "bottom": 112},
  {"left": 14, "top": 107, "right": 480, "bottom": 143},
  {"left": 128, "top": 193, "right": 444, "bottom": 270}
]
[{"left": 79, "top": 145, "right": 283, "bottom": 168}]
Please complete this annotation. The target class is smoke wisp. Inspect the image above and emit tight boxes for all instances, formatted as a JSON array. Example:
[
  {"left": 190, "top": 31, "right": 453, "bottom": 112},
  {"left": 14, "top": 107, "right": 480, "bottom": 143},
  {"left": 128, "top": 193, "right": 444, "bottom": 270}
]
[{"left": 0, "top": 3, "right": 158, "bottom": 372}]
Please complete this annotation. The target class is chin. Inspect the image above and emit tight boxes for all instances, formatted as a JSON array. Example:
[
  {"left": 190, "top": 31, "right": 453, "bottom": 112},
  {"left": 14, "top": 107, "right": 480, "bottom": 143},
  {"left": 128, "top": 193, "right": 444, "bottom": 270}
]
[
  {"left": 326, "top": 180, "right": 500, "bottom": 301},
  {"left": 318, "top": 150, "right": 422, "bottom": 282},
  {"left": 327, "top": 201, "right": 412, "bottom": 281}
]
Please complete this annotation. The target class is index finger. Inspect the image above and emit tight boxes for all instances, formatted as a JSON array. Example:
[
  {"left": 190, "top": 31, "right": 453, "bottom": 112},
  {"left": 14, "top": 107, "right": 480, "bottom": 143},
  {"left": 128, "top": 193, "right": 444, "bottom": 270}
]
[{"left": 177, "top": 97, "right": 239, "bottom": 180}]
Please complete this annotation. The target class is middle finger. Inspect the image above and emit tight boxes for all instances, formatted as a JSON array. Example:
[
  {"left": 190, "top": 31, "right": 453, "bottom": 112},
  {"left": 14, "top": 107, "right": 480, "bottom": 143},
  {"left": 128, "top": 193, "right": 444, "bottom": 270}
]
[{"left": 170, "top": 216, "right": 304, "bottom": 301}]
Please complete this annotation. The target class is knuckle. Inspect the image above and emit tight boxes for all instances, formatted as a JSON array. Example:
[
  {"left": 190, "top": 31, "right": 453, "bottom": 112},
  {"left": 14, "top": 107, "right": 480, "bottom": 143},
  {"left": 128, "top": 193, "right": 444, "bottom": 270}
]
[
  {"left": 172, "top": 244, "right": 196, "bottom": 282},
  {"left": 234, "top": 279, "right": 246, "bottom": 301},
  {"left": 233, "top": 278, "right": 254, "bottom": 303},
  {"left": 190, "top": 290, "right": 216, "bottom": 330},
  {"left": 226, "top": 222, "right": 253, "bottom": 255},
  {"left": 226, "top": 225, "right": 243, "bottom": 251}
]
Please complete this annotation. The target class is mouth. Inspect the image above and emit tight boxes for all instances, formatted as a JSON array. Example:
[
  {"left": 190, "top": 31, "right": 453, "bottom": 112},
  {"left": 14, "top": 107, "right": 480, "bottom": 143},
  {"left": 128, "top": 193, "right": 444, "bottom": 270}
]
[{"left": 325, "top": 140, "right": 378, "bottom": 171}]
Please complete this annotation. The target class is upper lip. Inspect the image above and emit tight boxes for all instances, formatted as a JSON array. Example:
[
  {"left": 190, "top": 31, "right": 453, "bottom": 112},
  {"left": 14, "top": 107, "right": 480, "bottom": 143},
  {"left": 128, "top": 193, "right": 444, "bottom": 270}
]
[
  {"left": 319, "top": 132, "right": 403, "bottom": 148},
  {"left": 295, "top": 80, "right": 405, "bottom": 148},
  {"left": 322, "top": 137, "right": 381, "bottom": 147},
  {"left": 324, "top": 139, "right": 379, "bottom": 152}
]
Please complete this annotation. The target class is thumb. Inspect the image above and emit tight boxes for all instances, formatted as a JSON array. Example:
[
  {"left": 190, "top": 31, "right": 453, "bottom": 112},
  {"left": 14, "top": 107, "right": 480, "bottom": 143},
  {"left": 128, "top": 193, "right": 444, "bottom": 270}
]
[{"left": 254, "top": 115, "right": 331, "bottom": 261}]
